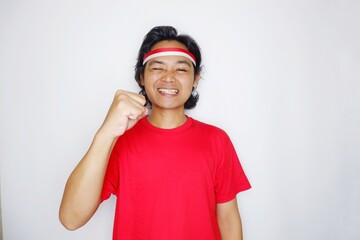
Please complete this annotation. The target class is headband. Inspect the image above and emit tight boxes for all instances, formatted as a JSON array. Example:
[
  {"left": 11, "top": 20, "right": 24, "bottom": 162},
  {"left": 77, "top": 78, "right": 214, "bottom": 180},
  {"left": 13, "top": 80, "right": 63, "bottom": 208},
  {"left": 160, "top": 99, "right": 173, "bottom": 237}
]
[{"left": 143, "top": 48, "right": 196, "bottom": 66}]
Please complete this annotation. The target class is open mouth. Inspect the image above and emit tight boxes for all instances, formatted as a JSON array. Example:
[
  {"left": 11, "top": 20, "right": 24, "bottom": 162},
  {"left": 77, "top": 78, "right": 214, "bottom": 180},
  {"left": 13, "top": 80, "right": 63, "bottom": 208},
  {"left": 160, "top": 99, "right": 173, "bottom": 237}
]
[{"left": 158, "top": 88, "right": 179, "bottom": 95}]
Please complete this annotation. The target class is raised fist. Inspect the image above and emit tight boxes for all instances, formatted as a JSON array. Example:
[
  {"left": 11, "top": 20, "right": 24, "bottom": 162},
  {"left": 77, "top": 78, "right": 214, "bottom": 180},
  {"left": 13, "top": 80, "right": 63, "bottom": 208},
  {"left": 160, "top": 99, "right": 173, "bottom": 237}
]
[{"left": 99, "top": 90, "right": 148, "bottom": 138}]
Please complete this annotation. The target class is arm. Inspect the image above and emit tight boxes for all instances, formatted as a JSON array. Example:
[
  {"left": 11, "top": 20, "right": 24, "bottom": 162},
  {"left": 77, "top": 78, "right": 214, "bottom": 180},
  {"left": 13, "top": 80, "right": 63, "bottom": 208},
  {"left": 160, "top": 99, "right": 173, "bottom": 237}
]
[
  {"left": 59, "top": 90, "right": 148, "bottom": 230},
  {"left": 217, "top": 197, "right": 243, "bottom": 240},
  {"left": 59, "top": 131, "right": 115, "bottom": 230}
]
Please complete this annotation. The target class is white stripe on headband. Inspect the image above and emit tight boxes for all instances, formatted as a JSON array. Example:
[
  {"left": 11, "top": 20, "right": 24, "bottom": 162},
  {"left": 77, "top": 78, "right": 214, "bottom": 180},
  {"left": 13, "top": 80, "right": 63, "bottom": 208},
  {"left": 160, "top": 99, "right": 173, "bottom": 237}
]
[{"left": 143, "top": 48, "right": 196, "bottom": 66}]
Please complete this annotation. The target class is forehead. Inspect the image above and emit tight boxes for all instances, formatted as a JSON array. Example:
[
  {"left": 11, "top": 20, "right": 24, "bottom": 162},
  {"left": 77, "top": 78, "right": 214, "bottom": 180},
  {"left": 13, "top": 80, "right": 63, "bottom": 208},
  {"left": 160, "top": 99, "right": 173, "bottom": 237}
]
[{"left": 150, "top": 40, "right": 188, "bottom": 51}]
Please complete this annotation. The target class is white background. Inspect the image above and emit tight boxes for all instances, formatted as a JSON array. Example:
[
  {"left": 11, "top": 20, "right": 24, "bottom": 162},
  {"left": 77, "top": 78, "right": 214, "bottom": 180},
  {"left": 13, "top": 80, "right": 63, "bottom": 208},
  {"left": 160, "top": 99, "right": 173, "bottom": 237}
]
[{"left": 1, "top": 0, "right": 359, "bottom": 239}]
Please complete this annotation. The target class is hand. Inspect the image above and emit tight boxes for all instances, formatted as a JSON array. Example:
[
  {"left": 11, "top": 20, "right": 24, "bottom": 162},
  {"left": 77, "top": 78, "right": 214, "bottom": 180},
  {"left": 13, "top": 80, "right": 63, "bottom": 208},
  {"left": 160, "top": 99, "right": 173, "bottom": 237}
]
[{"left": 98, "top": 90, "right": 148, "bottom": 139}]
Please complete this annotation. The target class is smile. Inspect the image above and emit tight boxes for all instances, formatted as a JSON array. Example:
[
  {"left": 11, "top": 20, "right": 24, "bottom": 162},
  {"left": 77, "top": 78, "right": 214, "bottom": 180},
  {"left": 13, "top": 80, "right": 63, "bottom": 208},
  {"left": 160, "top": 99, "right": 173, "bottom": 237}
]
[{"left": 158, "top": 88, "right": 179, "bottom": 95}]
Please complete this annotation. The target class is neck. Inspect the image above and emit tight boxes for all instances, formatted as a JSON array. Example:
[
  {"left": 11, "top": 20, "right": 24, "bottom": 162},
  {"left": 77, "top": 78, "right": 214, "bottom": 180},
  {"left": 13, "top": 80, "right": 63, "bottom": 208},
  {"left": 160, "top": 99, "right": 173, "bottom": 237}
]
[{"left": 147, "top": 107, "right": 187, "bottom": 129}]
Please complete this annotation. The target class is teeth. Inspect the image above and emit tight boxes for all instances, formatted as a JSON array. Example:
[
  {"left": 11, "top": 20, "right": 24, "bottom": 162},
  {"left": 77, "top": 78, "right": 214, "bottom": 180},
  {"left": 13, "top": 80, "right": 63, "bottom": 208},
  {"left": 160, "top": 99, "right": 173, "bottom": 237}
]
[{"left": 158, "top": 88, "right": 178, "bottom": 94}]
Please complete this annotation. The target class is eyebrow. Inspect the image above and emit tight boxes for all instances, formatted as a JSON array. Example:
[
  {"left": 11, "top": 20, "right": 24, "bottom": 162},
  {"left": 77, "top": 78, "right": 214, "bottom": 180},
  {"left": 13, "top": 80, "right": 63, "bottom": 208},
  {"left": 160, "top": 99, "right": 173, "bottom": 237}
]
[
  {"left": 148, "top": 60, "right": 165, "bottom": 66},
  {"left": 177, "top": 60, "right": 192, "bottom": 67}
]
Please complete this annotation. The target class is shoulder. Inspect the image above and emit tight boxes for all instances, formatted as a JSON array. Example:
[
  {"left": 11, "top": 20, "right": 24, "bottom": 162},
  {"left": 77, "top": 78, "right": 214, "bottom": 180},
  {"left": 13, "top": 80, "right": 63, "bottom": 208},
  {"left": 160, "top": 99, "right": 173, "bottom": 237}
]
[
  {"left": 190, "top": 118, "right": 230, "bottom": 141},
  {"left": 191, "top": 118, "right": 226, "bottom": 133}
]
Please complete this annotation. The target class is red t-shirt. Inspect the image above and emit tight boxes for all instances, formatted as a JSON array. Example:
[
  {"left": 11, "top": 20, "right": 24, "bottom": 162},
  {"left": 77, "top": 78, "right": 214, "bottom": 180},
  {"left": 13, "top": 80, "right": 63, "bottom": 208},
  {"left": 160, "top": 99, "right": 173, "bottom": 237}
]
[{"left": 101, "top": 117, "right": 251, "bottom": 240}]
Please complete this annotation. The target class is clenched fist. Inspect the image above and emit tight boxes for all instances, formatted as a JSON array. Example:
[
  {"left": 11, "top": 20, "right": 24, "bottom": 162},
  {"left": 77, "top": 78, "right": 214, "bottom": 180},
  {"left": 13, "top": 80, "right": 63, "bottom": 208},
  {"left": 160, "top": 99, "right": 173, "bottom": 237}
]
[{"left": 98, "top": 90, "right": 149, "bottom": 139}]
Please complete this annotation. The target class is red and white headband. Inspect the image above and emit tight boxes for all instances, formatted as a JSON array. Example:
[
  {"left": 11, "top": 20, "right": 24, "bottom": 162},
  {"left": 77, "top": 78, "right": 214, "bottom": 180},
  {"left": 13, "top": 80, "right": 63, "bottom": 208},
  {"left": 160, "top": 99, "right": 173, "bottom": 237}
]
[{"left": 143, "top": 48, "right": 197, "bottom": 66}]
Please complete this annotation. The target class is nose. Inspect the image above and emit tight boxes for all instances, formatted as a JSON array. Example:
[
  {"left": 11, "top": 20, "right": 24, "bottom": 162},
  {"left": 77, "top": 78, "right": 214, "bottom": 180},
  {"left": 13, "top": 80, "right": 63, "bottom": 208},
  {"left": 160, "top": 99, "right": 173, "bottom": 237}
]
[{"left": 161, "top": 71, "right": 175, "bottom": 83}]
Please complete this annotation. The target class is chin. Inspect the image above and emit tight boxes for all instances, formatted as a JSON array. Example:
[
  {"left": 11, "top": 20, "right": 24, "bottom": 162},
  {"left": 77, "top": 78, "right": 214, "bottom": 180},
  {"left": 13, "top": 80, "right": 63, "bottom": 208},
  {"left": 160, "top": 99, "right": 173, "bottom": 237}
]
[{"left": 152, "top": 102, "right": 185, "bottom": 110}]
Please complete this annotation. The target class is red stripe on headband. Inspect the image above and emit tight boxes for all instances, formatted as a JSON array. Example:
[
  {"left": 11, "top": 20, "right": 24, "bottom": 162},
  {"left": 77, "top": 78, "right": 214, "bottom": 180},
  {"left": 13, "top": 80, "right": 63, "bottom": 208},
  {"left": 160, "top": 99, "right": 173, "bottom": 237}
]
[{"left": 143, "top": 48, "right": 196, "bottom": 65}]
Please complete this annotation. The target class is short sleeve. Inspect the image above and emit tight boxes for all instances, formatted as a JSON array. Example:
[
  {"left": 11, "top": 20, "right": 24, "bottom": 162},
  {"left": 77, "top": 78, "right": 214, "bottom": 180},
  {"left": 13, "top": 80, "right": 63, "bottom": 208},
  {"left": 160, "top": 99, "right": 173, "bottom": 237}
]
[
  {"left": 101, "top": 142, "right": 120, "bottom": 202},
  {"left": 214, "top": 137, "right": 251, "bottom": 203}
]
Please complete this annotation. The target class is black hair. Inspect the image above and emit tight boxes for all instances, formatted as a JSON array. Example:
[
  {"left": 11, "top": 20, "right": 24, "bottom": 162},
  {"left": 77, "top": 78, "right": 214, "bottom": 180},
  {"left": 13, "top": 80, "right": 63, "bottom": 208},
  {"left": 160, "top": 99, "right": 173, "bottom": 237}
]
[{"left": 134, "top": 26, "right": 202, "bottom": 109}]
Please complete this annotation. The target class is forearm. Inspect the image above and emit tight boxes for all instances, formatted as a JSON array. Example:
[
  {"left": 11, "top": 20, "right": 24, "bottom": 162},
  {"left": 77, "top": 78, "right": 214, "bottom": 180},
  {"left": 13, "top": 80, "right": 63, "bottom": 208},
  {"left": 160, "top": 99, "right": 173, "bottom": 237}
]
[
  {"left": 218, "top": 216, "right": 243, "bottom": 240},
  {"left": 217, "top": 198, "right": 243, "bottom": 240},
  {"left": 59, "top": 130, "right": 116, "bottom": 230}
]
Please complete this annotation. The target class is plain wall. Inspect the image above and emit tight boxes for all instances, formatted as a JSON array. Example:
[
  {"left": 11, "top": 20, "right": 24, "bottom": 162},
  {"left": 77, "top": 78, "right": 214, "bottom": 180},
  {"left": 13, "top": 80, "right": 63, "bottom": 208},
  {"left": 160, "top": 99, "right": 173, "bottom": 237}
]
[{"left": 1, "top": 0, "right": 359, "bottom": 239}]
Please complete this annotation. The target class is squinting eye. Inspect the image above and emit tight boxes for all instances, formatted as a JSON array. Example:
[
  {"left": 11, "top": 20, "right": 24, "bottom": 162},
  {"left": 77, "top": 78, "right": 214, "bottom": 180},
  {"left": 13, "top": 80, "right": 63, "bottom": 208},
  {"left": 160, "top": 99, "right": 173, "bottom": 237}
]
[
  {"left": 152, "top": 67, "right": 163, "bottom": 71},
  {"left": 177, "top": 69, "right": 187, "bottom": 72}
]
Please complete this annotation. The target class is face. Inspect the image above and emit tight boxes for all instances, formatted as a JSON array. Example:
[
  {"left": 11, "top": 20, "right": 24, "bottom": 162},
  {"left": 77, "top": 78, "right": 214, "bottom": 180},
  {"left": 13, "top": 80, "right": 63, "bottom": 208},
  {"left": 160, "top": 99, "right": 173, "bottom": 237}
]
[{"left": 141, "top": 40, "right": 200, "bottom": 112}]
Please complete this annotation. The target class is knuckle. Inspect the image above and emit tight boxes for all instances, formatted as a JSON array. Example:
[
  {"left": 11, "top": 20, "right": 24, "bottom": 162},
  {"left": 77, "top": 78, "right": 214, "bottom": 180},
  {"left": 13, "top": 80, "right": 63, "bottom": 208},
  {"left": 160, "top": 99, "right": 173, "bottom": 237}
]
[
  {"left": 116, "top": 92, "right": 129, "bottom": 102},
  {"left": 115, "top": 89, "right": 123, "bottom": 96}
]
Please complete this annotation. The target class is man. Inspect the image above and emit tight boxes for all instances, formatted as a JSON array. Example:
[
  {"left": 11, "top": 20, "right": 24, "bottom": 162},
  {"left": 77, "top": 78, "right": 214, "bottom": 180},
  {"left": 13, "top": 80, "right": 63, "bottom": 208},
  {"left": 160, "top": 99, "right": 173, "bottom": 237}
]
[{"left": 59, "top": 26, "right": 251, "bottom": 240}]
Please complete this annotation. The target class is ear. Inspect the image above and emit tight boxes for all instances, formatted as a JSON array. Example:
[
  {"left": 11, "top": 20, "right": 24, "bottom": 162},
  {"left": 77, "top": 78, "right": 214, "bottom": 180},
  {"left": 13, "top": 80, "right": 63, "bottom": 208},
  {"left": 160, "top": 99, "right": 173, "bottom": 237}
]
[
  {"left": 140, "top": 74, "right": 144, "bottom": 86},
  {"left": 193, "top": 74, "right": 200, "bottom": 88}
]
